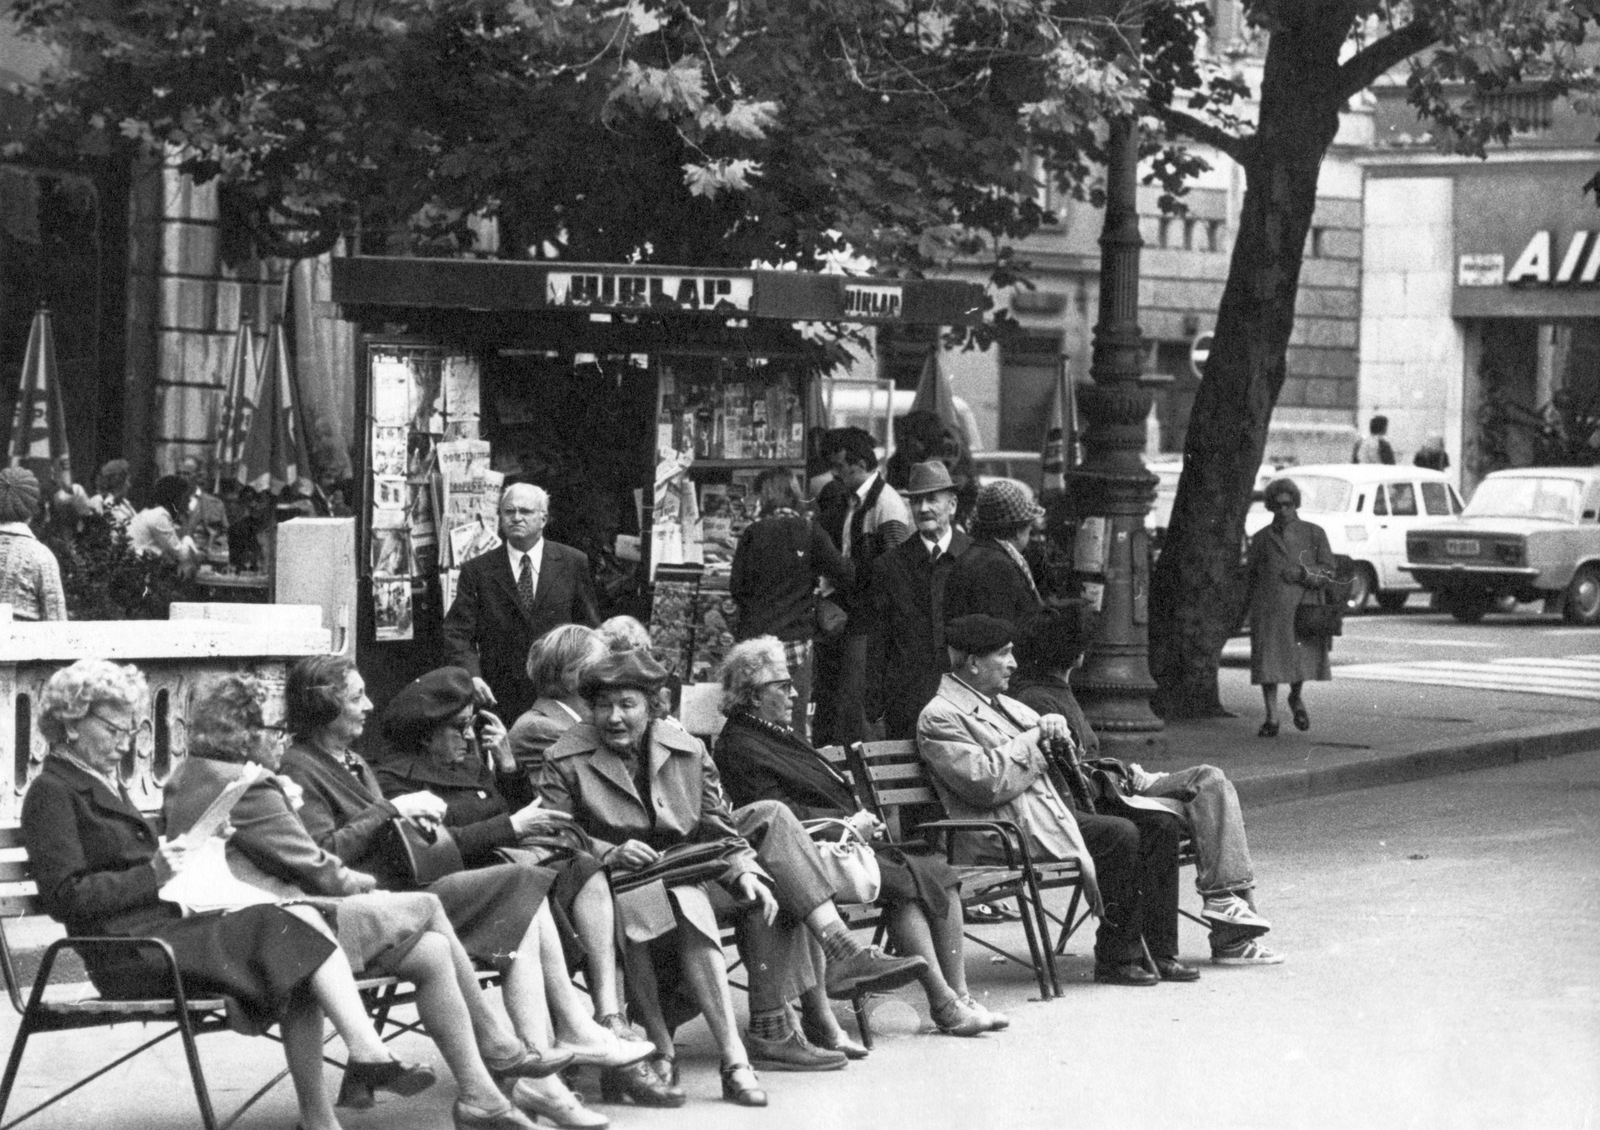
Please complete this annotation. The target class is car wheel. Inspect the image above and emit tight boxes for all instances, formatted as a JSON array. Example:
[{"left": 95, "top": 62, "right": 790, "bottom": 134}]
[
  {"left": 1375, "top": 591, "right": 1409, "bottom": 612},
  {"left": 1562, "top": 564, "right": 1600, "bottom": 626},
  {"left": 1445, "top": 591, "right": 1493, "bottom": 623},
  {"left": 1344, "top": 564, "right": 1376, "bottom": 612}
]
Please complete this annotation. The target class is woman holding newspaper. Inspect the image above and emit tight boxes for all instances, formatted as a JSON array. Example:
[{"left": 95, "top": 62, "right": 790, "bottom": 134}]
[{"left": 19, "top": 659, "right": 537, "bottom": 1130}]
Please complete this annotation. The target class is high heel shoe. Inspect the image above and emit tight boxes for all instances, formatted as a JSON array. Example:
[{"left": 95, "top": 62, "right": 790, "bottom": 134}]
[
  {"left": 720, "top": 1062, "right": 767, "bottom": 1107},
  {"left": 485, "top": 1044, "right": 577, "bottom": 1081},
  {"left": 597, "top": 1059, "right": 686, "bottom": 1107},
  {"left": 453, "top": 1099, "right": 539, "bottom": 1130},
  {"left": 509, "top": 1079, "right": 610, "bottom": 1129},
  {"left": 335, "top": 1057, "right": 437, "bottom": 1108}
]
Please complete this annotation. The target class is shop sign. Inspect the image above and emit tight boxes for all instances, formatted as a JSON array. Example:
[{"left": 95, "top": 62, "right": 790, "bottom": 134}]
[
  {"left": 546, "top": 270, "right": 754, "bottom": 312},
  {"left": 1456, "top": 254, "right": 1505, "bottom": 287},
  {"left": 1502, "top": 230, "right": 1600, "bottom": 287},
  {"left": 842, "top": 283, "right": 904, "bottom": 319}
]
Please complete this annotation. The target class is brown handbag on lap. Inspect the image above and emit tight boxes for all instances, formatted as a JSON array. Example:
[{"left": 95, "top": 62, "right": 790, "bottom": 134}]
[{"left": 384, "top": 819, "right": 465, "bottom": 889}]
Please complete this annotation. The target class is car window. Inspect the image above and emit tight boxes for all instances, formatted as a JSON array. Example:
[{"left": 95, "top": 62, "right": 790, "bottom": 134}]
[
  {"left": 1289, "top": 476, "right": 1353, "bottom": 513},
  {"left": 1466, "top": 477, "right": 1584, "bottom": 522},
  {"left": 1388, "top": 482, "right": 1418, "bottom": 516},
  {"left": 1421, "top": 482, "right": 1453, "bottom": 516},
  {"left": 1372, "top": 485, "right": 1388, "bottom": 516}
]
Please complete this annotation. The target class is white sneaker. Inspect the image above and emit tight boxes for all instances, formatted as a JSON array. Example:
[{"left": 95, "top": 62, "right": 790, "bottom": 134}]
[
  {"left": 1202, "top": 895, "right": 1271, "bottom": 933},
  {"left": 1211, "top": 939, "right": 1285, "bottom": 966}
]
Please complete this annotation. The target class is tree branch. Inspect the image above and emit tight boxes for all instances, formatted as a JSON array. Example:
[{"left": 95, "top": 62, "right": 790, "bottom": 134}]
[
  {"left": 1334, "top": 20, "right": 1440, "bottom": 102},
  {"left": 1152, "top": 105, "right": 1250, "bottom": 164}
]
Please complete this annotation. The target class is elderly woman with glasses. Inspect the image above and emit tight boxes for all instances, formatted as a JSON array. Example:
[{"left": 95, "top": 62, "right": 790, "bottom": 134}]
[
  {"left": 1248, "top": 477, "right": 1339, "bottom": 737},
  {"left": 161, "top": 673, "right": 564, "bottom": 1129},
  {"left": 279, "top": 655, "right": 624, "bottom": 1128},
  {"left": 712, "top": 636, "right": 1003, "bottom": 1038},
  {"left": 371, "top": 666, "right": 663, "bottom": 1108},
  {"left": 19, "top": 660, "right": 526, "bottom": 1130}
]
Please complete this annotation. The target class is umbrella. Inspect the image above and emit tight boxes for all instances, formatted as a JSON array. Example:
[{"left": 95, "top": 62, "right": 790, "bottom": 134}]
[
  {"left": 1039, "top": 361, "right": 1075, "bottom": 497},
  {"left": 214, "top": 318, "right": 260, "bottom": 491},
  {"left": 239, "top": 317, "right": 313, "bottom": 493},
  {"left": 909, "top": 345, "right": 961, "bottom": 443},
  {"left": 7, "top": 303, "right": 69, "bottom": 467}
]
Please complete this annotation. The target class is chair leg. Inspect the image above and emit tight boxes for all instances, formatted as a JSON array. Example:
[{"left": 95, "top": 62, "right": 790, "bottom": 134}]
[
  {"left": 1052, "top": 887, "right": 1084, "bottom": 957},
  {"left": 1011, "top": 887, "right": 1053, "bottom": 1001},
  {"left": 172, "top": 1010, "right": 221, "bottom": 1130},
  {"left": 0, "top": 1020, "right": 34, "bottom": 1129},
  {"left": 1023, "top": 877, "right": 1061, "bottom": 999}
]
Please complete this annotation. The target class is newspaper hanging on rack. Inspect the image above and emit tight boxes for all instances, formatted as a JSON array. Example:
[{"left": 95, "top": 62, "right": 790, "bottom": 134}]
[{"left": 436, "top": 439, "right": 503, "bottom": 570}]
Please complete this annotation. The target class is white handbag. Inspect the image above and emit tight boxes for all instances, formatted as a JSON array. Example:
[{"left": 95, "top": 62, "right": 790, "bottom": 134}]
[{"left": 801, "top": 818, "right": 882, "bottom": 905}]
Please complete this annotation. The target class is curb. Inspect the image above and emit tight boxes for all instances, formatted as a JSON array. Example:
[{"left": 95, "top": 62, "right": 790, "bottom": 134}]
[{"left": 1232, "top": 721, "right": 1600, "bottom": 807}]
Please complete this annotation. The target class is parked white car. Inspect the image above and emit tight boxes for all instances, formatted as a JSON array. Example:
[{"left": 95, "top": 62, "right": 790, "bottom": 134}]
[
  {"left": 1244, "top": 464, "right": 1464, "bottom": 611},
  {"left": 1402, "top": 465, "right": 1600, "bottom": 624}
]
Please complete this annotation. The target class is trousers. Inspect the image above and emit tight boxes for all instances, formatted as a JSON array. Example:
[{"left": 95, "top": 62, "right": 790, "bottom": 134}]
[
  {"left": 1076, "top": 808, "right": 1182, "bottom": 965},
  {"left": 732, "top": 799, "right": 836, "bottom": 1009},
  {"left": 1138, "top": 764, "right": 1255, "bottom": 897}
]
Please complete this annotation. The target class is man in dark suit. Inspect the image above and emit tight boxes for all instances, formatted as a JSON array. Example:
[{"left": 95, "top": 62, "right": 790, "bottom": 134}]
[
  {"left": 865, "top": 461, "right": 975, "bottom": 740},
  {"left": 442, "top": 482, "right": 600, "bottom": 725}
]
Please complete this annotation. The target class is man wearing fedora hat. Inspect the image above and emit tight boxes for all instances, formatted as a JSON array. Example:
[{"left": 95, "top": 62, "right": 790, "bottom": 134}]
[
  {"left": 944, "top": 479, "right": 1047, "bottom": 633},
  {"left": 865, "top": 460, "right": 975, "bottom": 741}
]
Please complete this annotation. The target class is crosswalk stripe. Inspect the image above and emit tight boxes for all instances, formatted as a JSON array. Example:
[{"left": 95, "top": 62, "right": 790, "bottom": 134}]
[{"left": 1338, "top": 655, "right": 1600, "bottom": 702}]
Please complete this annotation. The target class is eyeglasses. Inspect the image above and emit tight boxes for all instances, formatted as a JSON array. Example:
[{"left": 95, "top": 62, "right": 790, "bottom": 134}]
[
  {"left": 88, "top": 711, "right": 137, "bottom": 738},
  {"left": 757, "top": 679, "right": 794, "bottom": 693},
  {"left": 255, "top": 724, "right": 292, "bottom": 743},
  {"left": 499, "top": 508, "right": 546, "bottom": 519}
]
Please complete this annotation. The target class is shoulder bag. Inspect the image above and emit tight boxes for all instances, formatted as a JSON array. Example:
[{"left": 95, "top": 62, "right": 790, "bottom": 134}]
[{"left": 801, "top": 817, "right": 882, "bottom": 904}]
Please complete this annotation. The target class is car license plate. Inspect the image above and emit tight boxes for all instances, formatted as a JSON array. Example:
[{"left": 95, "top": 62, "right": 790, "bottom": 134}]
[{"left": 1445, "top": 539, "right": 1480, "bottom": 556}]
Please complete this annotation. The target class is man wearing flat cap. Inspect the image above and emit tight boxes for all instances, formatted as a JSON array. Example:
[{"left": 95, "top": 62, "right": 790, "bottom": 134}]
[
  {"left": 917, "top": 614, "right": 1200, "bottom": 987},
  {"left": 943, "top": 479, "right": 1047, "bottom": 632},
  {"left": 865, "top": 460, "right": 975, "bottom": 740}
]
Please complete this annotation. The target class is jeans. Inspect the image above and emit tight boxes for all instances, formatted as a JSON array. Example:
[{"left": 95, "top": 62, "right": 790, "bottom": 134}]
[
  {"left": 1139, "top": 765, "right": 1255, "bottom": 897},
  {"left": 1075, "top": 809, "right": 1182, "bottom": 964}
]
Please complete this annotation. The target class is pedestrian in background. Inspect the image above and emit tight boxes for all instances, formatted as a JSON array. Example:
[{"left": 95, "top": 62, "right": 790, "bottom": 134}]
[
  {"left": 88, "top": 458, "right": 136, "bottom": 530},
  {"left": 943, "top": 478, "right": 1047, "bottom": 633},
  {"left": 0, "top": 467, "right": 66, "bottom": 621},
  {"left": 1413, "top": 434, "right": 1449, "bottom": 473},
  {"left": 176, "top": 454, "right": 231, "bottom": 567},
  {"left": 127, "top": 474, "right": 200, "bottom": 577},
  {"left": 729, "top": 468, "right": 853, "bottom": 742},
  {"left": 1351, "top": 415, "right": 1395, "bottom": 464},
  {"left": 1247, "top": 478, "right": 1337, "bottom": 737}
]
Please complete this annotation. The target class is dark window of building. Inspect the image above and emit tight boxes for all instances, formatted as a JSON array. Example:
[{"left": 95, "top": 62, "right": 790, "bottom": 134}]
[
  {"left": 876, "top": 325, "right": 940, "bottom": 392},
  {"left": 1158, "top": 217, "right": 1173, "bottom": 248},
  {"left": 1309, "top": 227, "right": 1327, "bottom": 258},
  {"left": 1182, "top": 219, "right": 1196, "bottom": 250},
  {"left": 998, "top": 333, "right": 1063, "bottom": 452},
  {"left": 1206, "top": 220, "right": 1224, "bottom": 252}
]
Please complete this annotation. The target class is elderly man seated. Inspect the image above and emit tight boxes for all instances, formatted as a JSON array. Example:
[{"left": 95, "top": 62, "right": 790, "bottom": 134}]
[
  {"left": 915, "top": 614, "right": 1199, "bottom": 986},
  {"left": 1008, "top": 611, "right": 1282, "bottom": 966}
]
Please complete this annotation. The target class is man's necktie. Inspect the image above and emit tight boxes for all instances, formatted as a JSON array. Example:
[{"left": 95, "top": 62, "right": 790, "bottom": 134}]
[{"left": 517, "top": 555, "right": 535, "bottom": 614}]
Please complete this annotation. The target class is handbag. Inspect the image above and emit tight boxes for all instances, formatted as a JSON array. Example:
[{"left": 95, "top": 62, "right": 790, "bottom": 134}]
[
  {"left": 384, "top": 819, "right": 465, "bottom": 889},
  {"left": 607, "top": 839, "right": 750, "bottom": 894},
  {"left": 801, "top": 818, "right": 882, "bottom": 904},
  {"left": 1293, "top": 600, "right": 1343, "bottom": 640}
]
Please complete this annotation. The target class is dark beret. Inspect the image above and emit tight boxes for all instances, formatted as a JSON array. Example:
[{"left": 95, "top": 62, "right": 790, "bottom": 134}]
[
  {"left": 580, "top": 650, "right": 668, "bottom": 699},
  {"left": 945, "top": 614, "right": 1015, "bottom": 657},
  {"left": 381, "top": 666, "right": 476, "bottom": 741}
]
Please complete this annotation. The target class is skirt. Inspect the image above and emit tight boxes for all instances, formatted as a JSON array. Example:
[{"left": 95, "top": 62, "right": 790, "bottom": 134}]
[
  {"left": 492, "top": 846, "right": 605, "bottom": 971},
  {"left": 427, "top": 862, "right": 554, "bottom": 966},
  {"left": 874, "top": 843, "right": 961, "bottom": 921},
  {"left": 303, "top": 890, "right": 445, "bottom": 977},
  {"left": 86, "top": 904, "right": 335, "bottom": 1034}
]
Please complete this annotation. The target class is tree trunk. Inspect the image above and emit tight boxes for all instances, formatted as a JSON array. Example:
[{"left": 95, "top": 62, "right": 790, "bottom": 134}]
[{"left": 1148, "top": 12, "right": 1351, "bottom": 718}]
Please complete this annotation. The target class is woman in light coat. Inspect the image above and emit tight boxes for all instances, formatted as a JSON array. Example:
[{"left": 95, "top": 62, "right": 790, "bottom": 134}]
[{"left": 1247, "top": 478, "right": 1338, "bottom": 737}]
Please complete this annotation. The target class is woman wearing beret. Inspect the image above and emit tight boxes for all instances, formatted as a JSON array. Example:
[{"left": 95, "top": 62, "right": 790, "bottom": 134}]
[
  {"left": 371, "top": 666, "right": 664, "bottom": 1109},
  {"left": 280, "top": 655, "right": 615, "bottom": 1128},
  {"left": 0, "top": 466, "right": 66, "bottom": 621},
  {"left": 713, "top": 636, "right": 1005, "bottom": 1038},
  {"left": 538, "top": 649, "right": 783, "bottom": 1108},
  {"left": 161, "top": 672, "right": 571, "bottom": 1129},
  {"left": 1247, "top": 477, "right": 1338, "bottom": 737}
]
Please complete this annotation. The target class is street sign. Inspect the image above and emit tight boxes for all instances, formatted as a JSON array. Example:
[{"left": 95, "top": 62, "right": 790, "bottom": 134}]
[{"left": 1189, "top": 331, "right": 1213, "bottom": 380}]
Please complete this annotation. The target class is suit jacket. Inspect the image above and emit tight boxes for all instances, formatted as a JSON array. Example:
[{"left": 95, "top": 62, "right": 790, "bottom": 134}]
[
  {"left": 21, "top": 756, "right": 176, "bottom": 938},
  {"left": 942, "top": 538, "right": 1043, "bottom": 633},
  {"left": 163, "top": 756, "right": 366, "bottom": 898},
  {"left": 280, "top": 740, "right": 404, "bottom": 886},
  {"left": 441, "top": 539, "right": 601, "bottom": 724},
  {"left": 373, "top": 751, "right": 534, "bottom": 867},
  {"left": 538, "top": 721, "right": 762, "bottom": 885},
  {"left": 712, "top": 712, "right": 859, "bottom": 822},
  {"left": 915, "top": 674, "right": 1092, "bottom": 873},
  {"left": 867, "top": 529, "right": 975, "bottom": 738}
]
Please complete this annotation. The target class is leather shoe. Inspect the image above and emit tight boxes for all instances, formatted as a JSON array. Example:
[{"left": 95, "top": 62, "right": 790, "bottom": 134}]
[
  {"left": 1093, "top": 961, "right": 1159, "bottom": 986},
  {"left": 485, "top": 1044, "right": 576, "bottom": 1081},
  {"left": 824, "top": 945, "right": 928, "bottom": 999},
  {"left": 800, "top": 1017, "right": 869, "bottom": 1059},
  {"left": 721, "top": 1063, "right": 767, "bottom": 1107},
  {"left": 1153, "top": 957, "right": 1201, "bottom": 982},
  {"left": 747, "top": 1028, "right": 848, "bottom": 1071}
]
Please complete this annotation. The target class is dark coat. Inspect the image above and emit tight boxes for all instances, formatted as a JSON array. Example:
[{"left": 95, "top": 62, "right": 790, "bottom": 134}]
[
  {"left": 22, "top": 756, "right": 172, "bottom": 937},
  {"left": 712, "top": 712, "right": 859, "bottom": 821},
  {"left": 942, "top": 538, "right": 1042, "bottom": 633},
  {"left": 1247, "top": 517, "right": 1335, "bottom": 685},
  {"left": 730, "top": 515, "right": 852, "bottom": 642},
  {"left": 279, "top": 740, "right": 403, "bottom": 885},
  {"left": 373, "top": 751, "right": 535, "bottom": 867},
  {"left": 867, "top": 528, "right": 975, "bottom": 738},
  {"left": 441, "top": 539, "right": 600, "bottom": 724}
]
